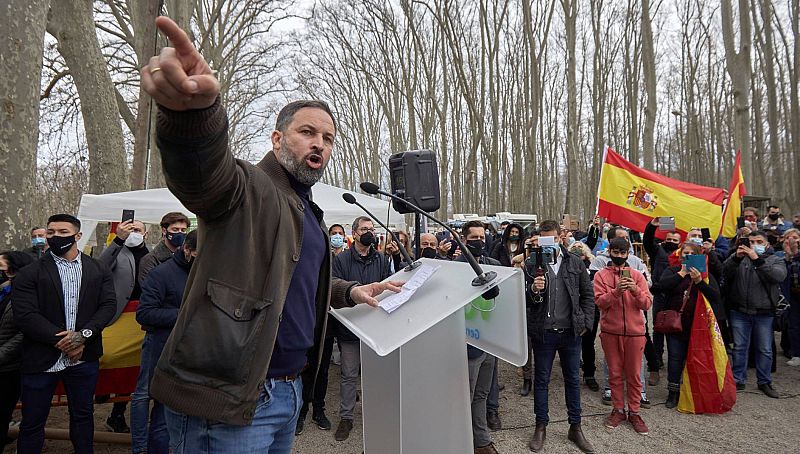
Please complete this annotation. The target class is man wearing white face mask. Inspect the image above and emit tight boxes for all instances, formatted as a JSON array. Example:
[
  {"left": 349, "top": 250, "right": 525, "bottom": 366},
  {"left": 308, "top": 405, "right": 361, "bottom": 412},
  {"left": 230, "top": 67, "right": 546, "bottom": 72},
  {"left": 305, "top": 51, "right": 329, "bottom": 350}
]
[{"left": 98, "top": 219, "right": 150, "bottom": 433}]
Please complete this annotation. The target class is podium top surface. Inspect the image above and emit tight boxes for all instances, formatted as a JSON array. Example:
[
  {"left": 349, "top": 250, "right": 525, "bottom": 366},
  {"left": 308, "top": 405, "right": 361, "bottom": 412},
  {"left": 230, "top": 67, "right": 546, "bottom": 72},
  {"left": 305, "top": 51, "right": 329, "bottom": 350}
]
[{"left": 330, "top": 258, "right": 522, "bottom": 357}]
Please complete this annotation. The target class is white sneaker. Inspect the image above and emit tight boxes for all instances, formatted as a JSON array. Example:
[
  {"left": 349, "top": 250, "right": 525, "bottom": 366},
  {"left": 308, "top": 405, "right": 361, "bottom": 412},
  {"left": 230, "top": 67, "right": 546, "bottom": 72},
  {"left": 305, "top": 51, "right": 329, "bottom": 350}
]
[{"left": 787, "top": 357, "right": 800, "bottom": 367}]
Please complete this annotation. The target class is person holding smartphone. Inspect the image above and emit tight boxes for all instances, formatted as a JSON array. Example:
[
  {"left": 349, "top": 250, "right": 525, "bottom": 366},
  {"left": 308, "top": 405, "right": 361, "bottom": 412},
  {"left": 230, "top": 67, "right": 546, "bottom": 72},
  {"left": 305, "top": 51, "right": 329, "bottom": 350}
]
[
  {"left": 593, "top": 237, "right": 653, "bottom": 436},
  {"left": 657, "top": 242, "right": 722, "bottom": 409}
]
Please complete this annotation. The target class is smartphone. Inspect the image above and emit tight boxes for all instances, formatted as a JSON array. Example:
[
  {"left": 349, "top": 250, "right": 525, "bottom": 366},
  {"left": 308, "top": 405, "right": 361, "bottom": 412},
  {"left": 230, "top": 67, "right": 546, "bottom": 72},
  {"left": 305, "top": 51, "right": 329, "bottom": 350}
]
[
  {"left": 736, "top": 216, "right": 746, "bottom": 229},
  {"left": 538, "top": 236, "right": 557, "bottom": 247},
  {"left": 121, "top": 209, "right": 135, "bottom": 223},
  {"left": 619, "top": 268, "right": 631, "bottom": 279},
  {"left": 739, "top": 237, "right": 750, "bottom": 248},
  {"left": 446, "top": 239, "right": 459, "bottom": 257},
  {"left": 658, "top": 216, "right": 675, "bottom": 231},
  {"left": 701, "top": 228, "right": 712, "bottom": 242}
]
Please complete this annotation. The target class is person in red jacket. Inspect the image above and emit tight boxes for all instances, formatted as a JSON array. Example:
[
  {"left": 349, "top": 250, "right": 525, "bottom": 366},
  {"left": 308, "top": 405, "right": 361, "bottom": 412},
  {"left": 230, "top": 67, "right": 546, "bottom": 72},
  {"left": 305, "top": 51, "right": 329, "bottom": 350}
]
[{"left": 593, "top": 237, "right": 653, "bottom": 436}]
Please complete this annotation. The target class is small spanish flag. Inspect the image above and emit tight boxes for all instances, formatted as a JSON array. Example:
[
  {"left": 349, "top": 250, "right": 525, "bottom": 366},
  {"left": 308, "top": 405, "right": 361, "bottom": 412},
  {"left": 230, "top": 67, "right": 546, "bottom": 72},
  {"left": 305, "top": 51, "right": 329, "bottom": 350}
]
[
  {"left": 720, "top": 151, "right": 747, "bottom": 238},
  {"left": 596, "top": 146, "right": 725, "bottom": 238}
]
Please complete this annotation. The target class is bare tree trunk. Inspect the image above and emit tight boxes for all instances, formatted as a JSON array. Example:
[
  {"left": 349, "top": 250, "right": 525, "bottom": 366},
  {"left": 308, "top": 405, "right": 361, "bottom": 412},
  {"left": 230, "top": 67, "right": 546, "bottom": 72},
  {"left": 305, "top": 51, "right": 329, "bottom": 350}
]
[
  {"left": 0, "top": 0, "right": 50, "bottom": 248},
  {"left": 47, "top": 0, "right": 128, "bottom": 195},
  {"left": 721, "top": 0, "right": 753, "bottom": 186},
  {"left": 641, "top": 0, "right": 656, "bottom": 169},
  {"left": 130, "top": 0, "right": 161, "bottom": 190},
  {"left": 562, "top": 0, "right": 579, "bottom": 213}
]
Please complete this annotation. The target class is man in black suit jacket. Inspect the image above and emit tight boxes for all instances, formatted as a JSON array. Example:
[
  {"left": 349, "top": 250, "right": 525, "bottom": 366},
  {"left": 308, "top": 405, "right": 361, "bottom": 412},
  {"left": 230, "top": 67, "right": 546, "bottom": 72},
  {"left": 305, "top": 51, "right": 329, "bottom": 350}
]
[{"left": 12, "top": 214, "right": 116, "bottom": 454}]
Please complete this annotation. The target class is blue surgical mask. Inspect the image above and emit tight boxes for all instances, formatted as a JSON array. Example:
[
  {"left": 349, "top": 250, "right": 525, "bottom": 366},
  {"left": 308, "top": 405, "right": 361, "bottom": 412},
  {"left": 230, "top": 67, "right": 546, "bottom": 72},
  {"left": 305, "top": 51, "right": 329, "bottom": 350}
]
[
  {"left": 31, "top": 237, "right": 46, "bottom": 247},
  {"left": 542, "top": 245, "right": 559, "bottom": 257},
  {"left": 753, "top": 244, "right": 766, "bottom": 255},
  {"left": 687, "top": 237, "right": 704, "bottom": 246},
  {"left": 330, "top": 234, "right": 344, "bottom": 249}
]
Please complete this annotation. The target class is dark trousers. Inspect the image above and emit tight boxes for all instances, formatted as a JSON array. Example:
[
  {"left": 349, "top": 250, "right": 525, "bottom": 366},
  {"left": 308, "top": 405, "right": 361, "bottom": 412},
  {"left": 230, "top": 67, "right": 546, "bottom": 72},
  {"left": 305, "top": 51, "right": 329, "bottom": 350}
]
[
  {"left": 0, "top": 370, "right": 21, "bottom": 446},
  {"left": 487, "top": 359, "right": 499, "bottom": 413},
  {"left": 533, "top": 331, "right": 582, "bottom": 425},
  {"left": 18, "top": 361, "right": 99, "bottom": 454},
  {"left": 300, "top": 334, "right": 335, "bottom": 417},
  {"left": 581, "top": 307, "right": 601, "bottom": 378},
  {"left": 652, "top": 296, "right": 666, "bottom": 366},
  {"left": 788, "top": 297, "right": 800, "bottom": 357},
  {"left": 666, "top": 334, "right": 689, "bottom": 387}
]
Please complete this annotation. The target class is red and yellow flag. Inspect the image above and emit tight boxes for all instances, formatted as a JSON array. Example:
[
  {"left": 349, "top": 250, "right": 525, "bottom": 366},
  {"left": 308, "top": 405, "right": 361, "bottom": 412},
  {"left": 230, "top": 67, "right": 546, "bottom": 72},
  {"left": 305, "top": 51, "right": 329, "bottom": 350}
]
[
  {"left": 678, "top": 289, "right": 737, "bottom": 414},
  {"left": 596, "top": 146, "right": 725, "bottom": 238},
  {"left": 720, "top": 151, "right": 747, "bottom": 238}
]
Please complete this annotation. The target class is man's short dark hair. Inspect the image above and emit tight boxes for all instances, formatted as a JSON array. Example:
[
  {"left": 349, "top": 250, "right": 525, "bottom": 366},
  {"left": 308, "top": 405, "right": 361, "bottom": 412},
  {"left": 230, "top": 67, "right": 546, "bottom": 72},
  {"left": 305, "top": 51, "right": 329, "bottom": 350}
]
[
  {"left": 744, "top": 206, "right": 759, "bottom": 216},
  {"left": 462, "top": 220, "right": 485, "bottom": 237},
  {"left": 538, "top": 220, "right": 560, "bottom": 234},
  {"left": 47, "top": 214, "right": 81, "bottom": 231},
  {"left": 748, "top": 230, "right": 769, "bottom": 242},
  {"left": 0, "top": 251, "right": 34, "bottom": 274},
  {"left": 768, "top": 205, "right": 780, "bottom": 211},
  {"left": 275, "top": 100, "right": 336, "bottom": 133},
  {"left": 606, "top": 226, "right": 622, "bottom": 239},
  {"left": 609, "top": 237, "right": 630, "bottom": 252},
  {"left": 160, "top": 212, "right": 191, "bottom": 229},
  {"left": 500, "top": 221, "right": 510, "bottom": 227},
  {"left": 328, "top": 224, "right": 344, "bottom": 235},
  {"left": 30, "top": 226, "right": 44, "bottom": 233},
  {"left": 352, "top": 216, "right": 372, "bottom": 233},
  {"left": 184, "top": 229, "right": 199, "bottom": 251}
]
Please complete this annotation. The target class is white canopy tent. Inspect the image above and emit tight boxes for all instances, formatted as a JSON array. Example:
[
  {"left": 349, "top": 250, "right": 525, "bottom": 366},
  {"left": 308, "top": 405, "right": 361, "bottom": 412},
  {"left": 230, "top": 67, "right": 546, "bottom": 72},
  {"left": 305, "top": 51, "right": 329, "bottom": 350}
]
[{"left": 76, "top": 184, "right": 405, "bottom": 250}]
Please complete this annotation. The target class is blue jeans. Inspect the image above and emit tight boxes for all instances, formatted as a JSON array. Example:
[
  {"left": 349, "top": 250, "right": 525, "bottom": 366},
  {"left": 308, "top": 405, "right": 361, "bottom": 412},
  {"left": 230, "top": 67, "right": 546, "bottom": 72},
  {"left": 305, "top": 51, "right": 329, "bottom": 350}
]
[
  {"left": 730, "top": 310, "right": 774, "bottom": 385},
  {"left": 788, "top": 297, "right": 800, "bottom": 357},
  {"left": 165, "top": 378, "right": 303, "bottom": 454},
  {"left": 533, "top": 331, "right": 582, "bottom": 425},
  {"left": 131, "top": 334, "right": 168, "bottom": 454},
  {"left": 18, "top": 361, "right": 99, "bottom": 454}
]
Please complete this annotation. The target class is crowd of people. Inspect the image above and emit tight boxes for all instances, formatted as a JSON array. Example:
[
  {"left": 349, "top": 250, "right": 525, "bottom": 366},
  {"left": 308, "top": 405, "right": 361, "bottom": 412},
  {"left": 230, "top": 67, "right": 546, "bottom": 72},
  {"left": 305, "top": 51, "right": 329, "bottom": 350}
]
[{"left": 1, "top": 14, "right": 798, "bottom": 454}]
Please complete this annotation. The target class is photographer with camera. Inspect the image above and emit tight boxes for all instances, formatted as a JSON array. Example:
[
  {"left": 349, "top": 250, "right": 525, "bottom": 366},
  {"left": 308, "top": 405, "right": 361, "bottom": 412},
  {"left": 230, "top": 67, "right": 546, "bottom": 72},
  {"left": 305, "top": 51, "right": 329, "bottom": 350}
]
[
  {"left": 724, "top": 231, "right": 787, "bottom": 398},
  {"left": 522, "top": 220, "right": 595, "bottom": 453}
]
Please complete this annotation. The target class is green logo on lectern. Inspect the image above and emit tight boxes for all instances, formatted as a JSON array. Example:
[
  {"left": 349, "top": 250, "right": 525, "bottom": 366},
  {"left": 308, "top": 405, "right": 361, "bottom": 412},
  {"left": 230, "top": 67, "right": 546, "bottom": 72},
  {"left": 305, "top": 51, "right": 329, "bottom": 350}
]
[{"left": 465, "top": 296, "right": 493, "bottom": 321}]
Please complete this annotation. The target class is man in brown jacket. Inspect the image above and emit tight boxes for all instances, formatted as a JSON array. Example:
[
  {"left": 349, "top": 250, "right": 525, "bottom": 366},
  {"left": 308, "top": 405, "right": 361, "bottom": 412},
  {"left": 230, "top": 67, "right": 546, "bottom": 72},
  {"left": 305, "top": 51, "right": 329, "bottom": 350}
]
[{"left": 141, "top": 16, "right": 402, "bottom": 453}]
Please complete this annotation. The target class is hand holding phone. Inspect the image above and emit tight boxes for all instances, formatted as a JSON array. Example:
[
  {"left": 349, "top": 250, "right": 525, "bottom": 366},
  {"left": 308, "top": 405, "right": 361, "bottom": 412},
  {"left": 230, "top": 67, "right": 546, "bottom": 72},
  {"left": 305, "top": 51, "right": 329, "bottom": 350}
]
[{"left": 121, "top": 209, "right": 135, "bottom": 223}]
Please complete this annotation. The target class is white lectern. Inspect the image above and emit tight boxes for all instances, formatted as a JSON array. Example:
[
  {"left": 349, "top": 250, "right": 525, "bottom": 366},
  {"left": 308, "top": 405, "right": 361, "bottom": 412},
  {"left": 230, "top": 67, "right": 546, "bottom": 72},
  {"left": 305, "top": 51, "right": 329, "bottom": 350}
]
[{"left": 330, "top": 258, "right": 528, "bottom": 454}]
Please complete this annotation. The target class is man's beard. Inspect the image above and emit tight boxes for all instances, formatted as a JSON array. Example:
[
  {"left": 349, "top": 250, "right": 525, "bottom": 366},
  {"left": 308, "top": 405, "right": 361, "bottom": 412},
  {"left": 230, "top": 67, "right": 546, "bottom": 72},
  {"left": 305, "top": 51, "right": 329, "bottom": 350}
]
[{"left": 275, "top": 138, "right": 327, "bottom": 185}]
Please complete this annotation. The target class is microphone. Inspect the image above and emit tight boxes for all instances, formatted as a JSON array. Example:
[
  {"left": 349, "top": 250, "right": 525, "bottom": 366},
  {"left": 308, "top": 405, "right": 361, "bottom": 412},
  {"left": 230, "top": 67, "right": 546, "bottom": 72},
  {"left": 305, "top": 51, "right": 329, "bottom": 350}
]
[
  {"left": 342, "top": 193, "right": 420, "bottom": 271},
  {"left": 359, "top": 181, "right": 498, "bottom": 289}
]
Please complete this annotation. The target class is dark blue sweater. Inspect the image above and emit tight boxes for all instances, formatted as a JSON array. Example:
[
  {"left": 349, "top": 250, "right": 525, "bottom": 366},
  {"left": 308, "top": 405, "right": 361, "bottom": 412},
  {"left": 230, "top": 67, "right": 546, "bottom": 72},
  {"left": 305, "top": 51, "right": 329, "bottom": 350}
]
[
  {"left": 136, "top": 248, "right": 190, "bottom": 343},
  {"left": 267, "top": 178, "right": 326, "bottom": 378}
]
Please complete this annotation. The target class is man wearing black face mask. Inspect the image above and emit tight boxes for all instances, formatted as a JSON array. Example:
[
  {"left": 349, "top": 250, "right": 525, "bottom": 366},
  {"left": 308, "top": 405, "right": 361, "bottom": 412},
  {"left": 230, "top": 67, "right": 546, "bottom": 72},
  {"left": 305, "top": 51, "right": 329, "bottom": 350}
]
[
  {"left": 761, "top": 205, "right": 788, "bottom": 235},
  {"left": 419, "top": 233, "right": 440, "bottom": 259},
  {"left": 131, "top": 229, "right": 197, "bottom": 454},
  {"left": 455, "top": 221, "right": 502, "bottom": 453},
  {"left": 12, "top": 214, "right": 116, "bottom": 454},
  {"left": 329, "top": 217, "right": 391, "bottom": 442},
  {"left": 643, "top": 217, "right": 682, "bottom": 382},
  {"left": 138, "top": 212, "right": 191, "bottom": 285}
]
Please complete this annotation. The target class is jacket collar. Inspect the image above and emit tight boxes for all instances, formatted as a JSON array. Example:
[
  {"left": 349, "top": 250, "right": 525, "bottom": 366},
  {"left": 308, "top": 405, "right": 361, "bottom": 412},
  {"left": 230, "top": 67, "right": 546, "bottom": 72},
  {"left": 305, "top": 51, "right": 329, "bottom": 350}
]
[
  {"left": 256, "top": 150, "right": 325, "bottom": 223},
  {"left": 256, "top": 151, "right": 295, "bottom": 196}
]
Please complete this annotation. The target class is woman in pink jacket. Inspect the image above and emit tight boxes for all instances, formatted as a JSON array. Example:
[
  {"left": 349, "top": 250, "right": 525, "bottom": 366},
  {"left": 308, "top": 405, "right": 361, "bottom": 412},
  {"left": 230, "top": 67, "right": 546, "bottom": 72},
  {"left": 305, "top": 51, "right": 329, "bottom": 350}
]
[{"left": 593, "top": 237, "right": 653, "bottom": 436}]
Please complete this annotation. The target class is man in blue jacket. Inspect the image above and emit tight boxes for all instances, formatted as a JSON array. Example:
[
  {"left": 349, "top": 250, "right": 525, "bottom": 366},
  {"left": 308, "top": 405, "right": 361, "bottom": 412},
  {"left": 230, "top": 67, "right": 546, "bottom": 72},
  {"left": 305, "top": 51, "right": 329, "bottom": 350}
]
[{"left": 131, "top": 230, "right": 197, "bottom": 454}]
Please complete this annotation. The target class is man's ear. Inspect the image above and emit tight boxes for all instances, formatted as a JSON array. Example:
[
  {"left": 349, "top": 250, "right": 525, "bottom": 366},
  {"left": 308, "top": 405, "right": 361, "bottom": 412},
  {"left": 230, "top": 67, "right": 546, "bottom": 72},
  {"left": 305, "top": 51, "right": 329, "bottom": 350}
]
[
  {"left": 75, "top": 232, "right": 82, "bottom": 242},
  {"left": 271, "top": 130, "right": 282, "bottom": 151}
]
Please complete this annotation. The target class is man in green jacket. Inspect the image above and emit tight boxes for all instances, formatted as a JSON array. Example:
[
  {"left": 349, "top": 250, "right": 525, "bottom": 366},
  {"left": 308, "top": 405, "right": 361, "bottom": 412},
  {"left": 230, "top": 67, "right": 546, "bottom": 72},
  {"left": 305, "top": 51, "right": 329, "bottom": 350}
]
[{"left": 141, "top": 16, "right": 402, "bottom": 454}]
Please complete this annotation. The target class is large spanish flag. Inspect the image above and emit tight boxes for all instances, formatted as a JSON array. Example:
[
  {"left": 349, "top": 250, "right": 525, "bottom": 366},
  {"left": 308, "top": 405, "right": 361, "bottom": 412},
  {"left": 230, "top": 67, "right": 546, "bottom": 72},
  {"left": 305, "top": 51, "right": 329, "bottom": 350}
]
[
  {"left": 719, "top": 151, "right": 747, "bottom": 238},
  {"left": 596, "top": 146, "right": 725, "bottom": 238},
  {"left": 678, "top": 283, "right": 737, "bottom": 414}
]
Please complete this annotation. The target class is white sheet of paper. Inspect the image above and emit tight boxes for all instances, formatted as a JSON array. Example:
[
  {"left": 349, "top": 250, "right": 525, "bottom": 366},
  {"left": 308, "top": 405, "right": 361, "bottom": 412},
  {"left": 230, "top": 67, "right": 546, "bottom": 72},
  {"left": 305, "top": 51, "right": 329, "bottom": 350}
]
[{"left": 379, "top": 264, "right": 440, "bottom": 313}]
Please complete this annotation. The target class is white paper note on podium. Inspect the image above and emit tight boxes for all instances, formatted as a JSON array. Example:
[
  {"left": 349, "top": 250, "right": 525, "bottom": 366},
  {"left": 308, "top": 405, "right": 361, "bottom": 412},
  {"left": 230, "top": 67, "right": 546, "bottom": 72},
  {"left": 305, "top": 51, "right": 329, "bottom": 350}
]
[{"left": 379, "top": 263, "right": 440, "bottom": 313}]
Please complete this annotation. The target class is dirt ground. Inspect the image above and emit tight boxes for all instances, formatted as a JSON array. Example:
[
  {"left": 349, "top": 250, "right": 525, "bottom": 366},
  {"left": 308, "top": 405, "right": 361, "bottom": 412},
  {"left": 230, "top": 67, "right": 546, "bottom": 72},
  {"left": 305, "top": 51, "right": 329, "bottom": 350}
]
[{"left": 5, "top": 335, "right": 800, "bottom": 454}]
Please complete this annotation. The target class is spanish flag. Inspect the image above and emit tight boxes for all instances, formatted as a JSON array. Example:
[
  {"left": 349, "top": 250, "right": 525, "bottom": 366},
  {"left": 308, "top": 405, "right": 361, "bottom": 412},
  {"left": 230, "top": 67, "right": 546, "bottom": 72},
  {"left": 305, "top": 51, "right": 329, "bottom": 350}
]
[
  {"left": 719, "top": 151, "right": 747, "bottom": 238},
  {"left": 678, "top": 281, "right": 737, "bottom": 414},
  {"left": 596, "top": 146, "right": 725, "bottom": 238}
]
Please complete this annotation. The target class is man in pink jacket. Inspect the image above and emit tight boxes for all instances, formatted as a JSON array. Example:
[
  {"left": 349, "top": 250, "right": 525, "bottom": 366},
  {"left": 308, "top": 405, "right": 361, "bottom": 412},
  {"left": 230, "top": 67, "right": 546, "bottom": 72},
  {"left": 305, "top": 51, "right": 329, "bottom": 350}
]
[{"left": 593, "top": 237, "right": 653, "bottom": 436}]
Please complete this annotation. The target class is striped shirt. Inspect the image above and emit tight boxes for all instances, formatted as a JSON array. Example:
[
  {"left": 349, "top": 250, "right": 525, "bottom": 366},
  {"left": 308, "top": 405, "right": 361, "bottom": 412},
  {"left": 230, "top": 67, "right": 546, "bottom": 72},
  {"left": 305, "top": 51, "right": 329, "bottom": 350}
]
[{"left": 46, "top": 251, "right": 84, "bottom": 373}]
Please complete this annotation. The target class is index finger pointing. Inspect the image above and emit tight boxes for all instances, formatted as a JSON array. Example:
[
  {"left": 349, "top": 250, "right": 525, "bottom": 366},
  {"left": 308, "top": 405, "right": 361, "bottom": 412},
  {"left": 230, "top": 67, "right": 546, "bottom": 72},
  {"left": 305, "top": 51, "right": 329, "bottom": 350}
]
[{"left": 155, "top": 16, "right": 196, "bottom": 57}]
